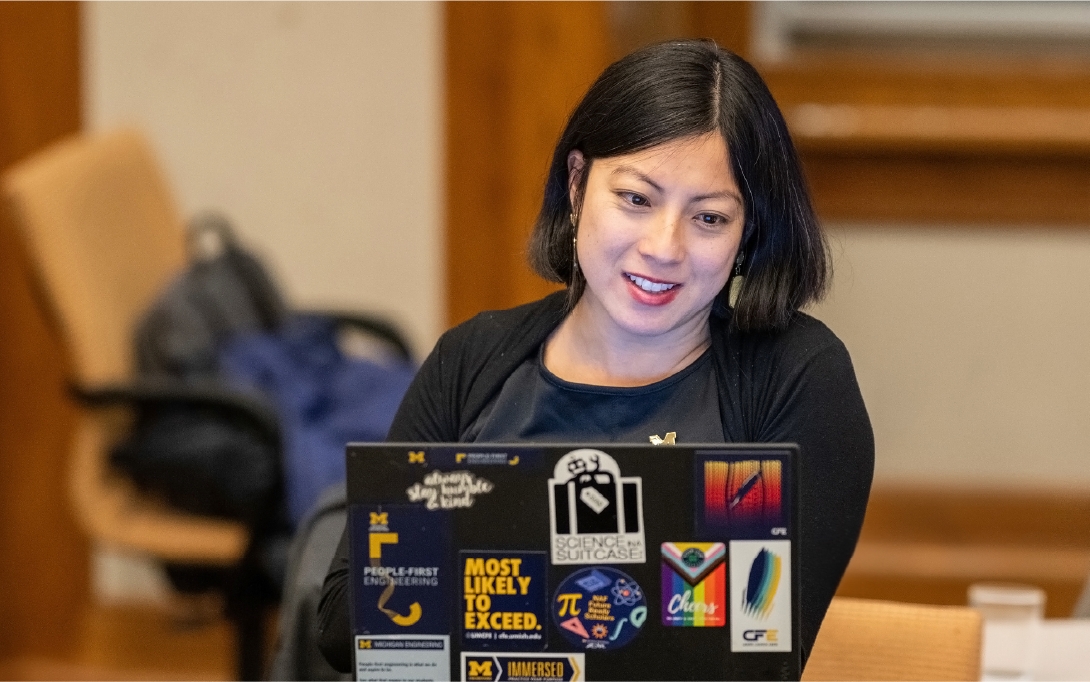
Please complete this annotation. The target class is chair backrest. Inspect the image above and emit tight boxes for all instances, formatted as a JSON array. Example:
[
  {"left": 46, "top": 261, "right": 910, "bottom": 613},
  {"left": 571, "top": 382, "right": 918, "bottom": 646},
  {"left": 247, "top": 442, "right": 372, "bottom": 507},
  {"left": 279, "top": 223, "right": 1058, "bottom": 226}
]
[
  {"left": 2, "top": 129, "right": 186, "bottom": 386},
  {"left": 803, "top": 597, "right": 982, "bottom": 681}
]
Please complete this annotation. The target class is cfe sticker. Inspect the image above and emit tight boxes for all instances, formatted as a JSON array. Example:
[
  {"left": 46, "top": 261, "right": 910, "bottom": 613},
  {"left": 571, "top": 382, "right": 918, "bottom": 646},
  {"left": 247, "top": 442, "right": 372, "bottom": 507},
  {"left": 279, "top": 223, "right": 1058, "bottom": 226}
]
[
  {"left": 729, "top": 539, "right": 792, "bottom": 652},
  {"left": 548, "top": 449, "right": 645, "bottom": 565},
  {"left": 461, "top": 652, "right": 584, "bottom": 681},
  {"left": 349, "top": 505, "right": 449, "bottom": 636},
  {"left": 551, "top": 566, "right": 647, "bottom": 651},
  {"left": 461, "top": 551, "right": 548, "bottom": 651},
  {"left": 661, "top": 542, "right": 726, "bottom": 627}
]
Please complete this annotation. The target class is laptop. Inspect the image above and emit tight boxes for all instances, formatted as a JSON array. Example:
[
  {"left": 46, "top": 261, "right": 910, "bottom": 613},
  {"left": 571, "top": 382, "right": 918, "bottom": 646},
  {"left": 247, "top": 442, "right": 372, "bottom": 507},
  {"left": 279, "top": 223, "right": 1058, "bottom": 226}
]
[{"left": 346, "top": 443, "right": 800, "bottom": 682}]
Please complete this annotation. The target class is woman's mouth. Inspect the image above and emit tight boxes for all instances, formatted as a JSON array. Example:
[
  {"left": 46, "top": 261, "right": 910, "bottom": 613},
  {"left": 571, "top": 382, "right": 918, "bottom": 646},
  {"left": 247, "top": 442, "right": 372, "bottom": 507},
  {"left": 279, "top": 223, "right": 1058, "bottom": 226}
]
[{"left": 625, "top": 273, "right": 681, "bottom": 305}]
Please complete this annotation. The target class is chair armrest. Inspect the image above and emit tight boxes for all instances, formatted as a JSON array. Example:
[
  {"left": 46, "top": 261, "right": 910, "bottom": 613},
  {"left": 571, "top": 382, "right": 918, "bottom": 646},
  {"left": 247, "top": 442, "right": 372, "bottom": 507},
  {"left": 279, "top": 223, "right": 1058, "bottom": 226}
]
[
  {"left": 71, "top": 379, "right": 281, "bottom": 445},
  {"left": 296, "top": 308, "right": 414, "bottom": 362}
]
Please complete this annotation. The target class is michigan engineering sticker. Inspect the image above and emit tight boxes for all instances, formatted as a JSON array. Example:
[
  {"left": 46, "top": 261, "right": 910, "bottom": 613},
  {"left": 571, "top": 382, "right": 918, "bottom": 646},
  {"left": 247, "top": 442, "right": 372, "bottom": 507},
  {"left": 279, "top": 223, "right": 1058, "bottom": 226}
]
[
  {"left": 461, "top": 551, "right": 548, "bottom": 651},
  {"left": 461, "top": 652, "right": 584, "bottom": 682},
  {"left": 729, "top": 539, "right": 791, "bottom": 652},
  {"left": 355, "top": 635, "right": 450, "bottom": 682},
  {"left": 350, "top": 505, "right": 449, "bottom": 636},
  {"left": 548, "top": 449, "right": 645, "bottom": 565}
]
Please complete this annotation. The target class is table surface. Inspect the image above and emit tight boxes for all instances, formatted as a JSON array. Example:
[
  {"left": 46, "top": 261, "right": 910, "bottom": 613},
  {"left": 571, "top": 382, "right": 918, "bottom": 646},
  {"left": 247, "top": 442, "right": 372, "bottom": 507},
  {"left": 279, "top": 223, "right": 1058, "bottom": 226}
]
[{"left": 982, "top": 619, "right": 1090, "bottom": 681}]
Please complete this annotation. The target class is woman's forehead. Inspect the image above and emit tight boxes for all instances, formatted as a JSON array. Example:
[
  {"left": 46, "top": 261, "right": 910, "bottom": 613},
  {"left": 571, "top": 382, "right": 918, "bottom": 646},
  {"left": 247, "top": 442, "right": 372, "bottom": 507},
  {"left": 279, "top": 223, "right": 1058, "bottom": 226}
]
[{"left": 594, "top": 133, "right": 738, "bottom": 195}]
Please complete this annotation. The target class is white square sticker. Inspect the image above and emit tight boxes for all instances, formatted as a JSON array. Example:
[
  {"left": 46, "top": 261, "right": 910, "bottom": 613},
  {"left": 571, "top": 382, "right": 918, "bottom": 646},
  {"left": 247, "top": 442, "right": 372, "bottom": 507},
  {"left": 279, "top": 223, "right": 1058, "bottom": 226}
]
[{"left": 729, "top": 540, "right": 791, "bottom": 652}]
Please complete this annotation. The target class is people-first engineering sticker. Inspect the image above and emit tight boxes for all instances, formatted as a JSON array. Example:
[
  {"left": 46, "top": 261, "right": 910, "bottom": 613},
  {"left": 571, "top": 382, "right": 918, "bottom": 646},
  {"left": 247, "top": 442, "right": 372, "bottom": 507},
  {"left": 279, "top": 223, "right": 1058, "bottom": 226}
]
[{"left": 548, "top": 449, "right": 645, "bottom": 565}]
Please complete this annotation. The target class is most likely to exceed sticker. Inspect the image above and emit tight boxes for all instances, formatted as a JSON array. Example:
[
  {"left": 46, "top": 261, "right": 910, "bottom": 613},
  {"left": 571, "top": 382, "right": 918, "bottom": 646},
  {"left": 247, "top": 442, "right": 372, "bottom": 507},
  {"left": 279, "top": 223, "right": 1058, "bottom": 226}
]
[
  {"left": 461, "top": 551, "right": 548, "bottom": 651},
  {"left": 548, "top": 449, "right": 645, "bottom": 565}
]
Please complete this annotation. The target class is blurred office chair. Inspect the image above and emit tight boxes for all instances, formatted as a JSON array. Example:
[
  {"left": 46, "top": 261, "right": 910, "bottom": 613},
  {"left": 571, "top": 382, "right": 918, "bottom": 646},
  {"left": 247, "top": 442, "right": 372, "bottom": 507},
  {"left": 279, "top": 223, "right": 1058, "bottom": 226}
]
[
  {"left": 803, "top": 597, "right": 982, "bottom": 681},
  {"left": 2, "top": 129, "right": 413, "bottom": 679}
]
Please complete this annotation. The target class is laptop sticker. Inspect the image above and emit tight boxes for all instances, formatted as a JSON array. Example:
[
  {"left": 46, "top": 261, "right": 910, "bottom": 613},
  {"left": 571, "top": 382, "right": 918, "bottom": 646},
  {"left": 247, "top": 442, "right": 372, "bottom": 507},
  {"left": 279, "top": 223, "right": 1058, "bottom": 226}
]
[
  {"left": 695, "top": 455, "right": 786, "bottom": 539},
  {"left": 660, "top": 542, "right": 727, "bottom": 627},
  {"left": 461, "top": 551, "right": 548, "bottom": 651},
  {"left": 406, "top": 470, "right": 494, "bottom": 510},
  {"left": 551, "top": 566, "right": 648, "bottom": 651},
  {"left": 548, "top": 449, "right": 646, "bottom": 565},
  {"left": 729, "top": 539, "right": 792, "bottom": 652},
  {"left": 355, "top": 635, "right": 450, "bottom": 682},
  {"left": 461, "top": 652, "right": 584, "bottom": 681},
  {"left": 350, "top": 504, "right": 449, "bottom": 636}
]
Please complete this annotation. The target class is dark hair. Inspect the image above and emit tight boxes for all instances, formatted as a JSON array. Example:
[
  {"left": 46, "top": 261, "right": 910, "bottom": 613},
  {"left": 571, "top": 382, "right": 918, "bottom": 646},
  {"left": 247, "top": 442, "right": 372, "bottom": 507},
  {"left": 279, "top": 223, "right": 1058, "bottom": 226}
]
[{"left": 528, "top": 39, "right": 828, "bottom": 332}]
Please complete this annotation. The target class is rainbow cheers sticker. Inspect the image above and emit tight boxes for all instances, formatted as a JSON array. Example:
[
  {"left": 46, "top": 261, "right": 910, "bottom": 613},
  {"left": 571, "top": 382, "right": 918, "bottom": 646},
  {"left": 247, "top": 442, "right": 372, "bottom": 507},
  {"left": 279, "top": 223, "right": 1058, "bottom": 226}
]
[{"left": 661, "top": 543, "right": 726, "bottom": 627}]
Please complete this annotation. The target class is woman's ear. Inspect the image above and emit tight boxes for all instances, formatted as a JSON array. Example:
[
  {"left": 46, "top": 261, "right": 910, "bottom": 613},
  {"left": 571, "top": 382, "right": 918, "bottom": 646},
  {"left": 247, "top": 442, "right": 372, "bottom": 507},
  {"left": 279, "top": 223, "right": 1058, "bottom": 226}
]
[{"left": 567, "top": 150, "right": 586, "bottom": 211}]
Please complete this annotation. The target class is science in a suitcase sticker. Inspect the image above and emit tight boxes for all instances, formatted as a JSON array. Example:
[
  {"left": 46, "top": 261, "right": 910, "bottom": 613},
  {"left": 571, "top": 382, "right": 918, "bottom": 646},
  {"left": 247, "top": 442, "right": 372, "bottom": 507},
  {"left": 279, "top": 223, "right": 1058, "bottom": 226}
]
[
  {"left": 349, "top": 504, "right": 449, "bottom": 636},
  {"left": 660, "top": 542, "right": 726, "bottom": 627},
  {"left": 461, "top": 551, "right": 548, "bottom": 651},
  {"left": 551, "top": 567, "right": 647, "bottom": 650},
  {"left": 548, "top": 449, "right": 645, "bottom": 565}
]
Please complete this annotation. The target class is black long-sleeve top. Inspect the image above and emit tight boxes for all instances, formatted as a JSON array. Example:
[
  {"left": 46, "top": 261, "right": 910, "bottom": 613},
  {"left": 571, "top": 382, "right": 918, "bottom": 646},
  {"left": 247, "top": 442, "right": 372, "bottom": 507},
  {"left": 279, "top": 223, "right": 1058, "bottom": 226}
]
[{"left": 317, "top": 292, "right": 874, "bottom": 673}]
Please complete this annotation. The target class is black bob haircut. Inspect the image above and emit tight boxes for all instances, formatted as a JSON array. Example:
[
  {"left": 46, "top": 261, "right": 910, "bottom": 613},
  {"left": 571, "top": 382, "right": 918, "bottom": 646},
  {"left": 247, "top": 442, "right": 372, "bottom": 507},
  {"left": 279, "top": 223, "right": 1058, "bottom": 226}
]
[{"left": 528, "top": 39, "right": 829, "bottom": 332}]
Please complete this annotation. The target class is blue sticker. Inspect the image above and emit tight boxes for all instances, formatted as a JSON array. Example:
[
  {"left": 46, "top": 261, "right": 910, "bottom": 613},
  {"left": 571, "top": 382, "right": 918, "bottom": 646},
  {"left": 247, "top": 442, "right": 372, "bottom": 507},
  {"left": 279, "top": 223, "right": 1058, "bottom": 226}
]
[
  {"left": 461, "top": 551, "right": 548, "bottom": 651},
  {"left": 350, "top": 504, "right": 450, "bottom": 635},
  {"left": 551, "top": 567, "right": 648, "bottom": 651}
]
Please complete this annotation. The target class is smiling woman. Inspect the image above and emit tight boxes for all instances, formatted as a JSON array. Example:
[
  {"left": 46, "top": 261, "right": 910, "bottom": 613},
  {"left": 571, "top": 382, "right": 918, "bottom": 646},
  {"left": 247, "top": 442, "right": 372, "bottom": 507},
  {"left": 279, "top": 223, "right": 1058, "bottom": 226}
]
[{"left": 317, "top": 39, "right": 874, "bottom": 674}]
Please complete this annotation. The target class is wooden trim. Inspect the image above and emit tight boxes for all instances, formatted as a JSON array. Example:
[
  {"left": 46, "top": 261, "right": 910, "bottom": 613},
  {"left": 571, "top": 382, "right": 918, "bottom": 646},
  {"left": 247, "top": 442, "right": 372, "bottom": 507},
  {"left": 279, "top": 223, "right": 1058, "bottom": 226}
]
[{"left": 444, "top": 2, "right": 610, "bottom": 326}]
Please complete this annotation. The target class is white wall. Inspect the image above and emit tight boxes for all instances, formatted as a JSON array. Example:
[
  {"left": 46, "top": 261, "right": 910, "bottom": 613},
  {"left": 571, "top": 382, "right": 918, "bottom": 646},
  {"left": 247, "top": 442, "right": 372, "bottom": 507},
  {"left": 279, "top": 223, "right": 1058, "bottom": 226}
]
[
  {"left": 82, "top": 1, "right": 444, "bottom": 356},
  {"left": 810, "top": 225, "right": 1090, "bottom": 489}
]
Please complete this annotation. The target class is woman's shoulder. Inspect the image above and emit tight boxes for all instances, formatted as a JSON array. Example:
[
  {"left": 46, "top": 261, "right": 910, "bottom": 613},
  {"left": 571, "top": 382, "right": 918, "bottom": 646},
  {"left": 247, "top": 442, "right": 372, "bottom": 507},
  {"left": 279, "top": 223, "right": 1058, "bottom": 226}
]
[
  {"left": 712, "top": 309, "right": 852, "bottom": 375},
  {"left": 435, "top": 291, "right": 568, "bottom": 359}
]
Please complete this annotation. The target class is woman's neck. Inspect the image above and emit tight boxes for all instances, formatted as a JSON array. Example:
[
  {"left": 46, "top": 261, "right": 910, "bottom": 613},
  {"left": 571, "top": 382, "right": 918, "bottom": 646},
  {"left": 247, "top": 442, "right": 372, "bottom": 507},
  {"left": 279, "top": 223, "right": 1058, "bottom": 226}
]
[{"left": 542, "top": 300, "right": 712, "bottom": 387}]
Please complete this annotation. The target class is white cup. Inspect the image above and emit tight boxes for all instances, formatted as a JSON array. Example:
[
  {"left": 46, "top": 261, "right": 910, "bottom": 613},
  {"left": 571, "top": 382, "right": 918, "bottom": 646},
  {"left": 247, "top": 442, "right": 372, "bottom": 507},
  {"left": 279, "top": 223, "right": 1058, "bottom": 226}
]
[{"left": 968, "top": 583, "right": 1046, "bottom": 681}]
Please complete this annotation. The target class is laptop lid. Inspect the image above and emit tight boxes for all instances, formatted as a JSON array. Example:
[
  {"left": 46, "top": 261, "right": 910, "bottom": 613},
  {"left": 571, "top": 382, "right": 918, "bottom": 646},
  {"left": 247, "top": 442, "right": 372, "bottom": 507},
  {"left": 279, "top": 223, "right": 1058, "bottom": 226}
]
[{"left": 347, "top": 443, "right": 800, "bottom": 681}]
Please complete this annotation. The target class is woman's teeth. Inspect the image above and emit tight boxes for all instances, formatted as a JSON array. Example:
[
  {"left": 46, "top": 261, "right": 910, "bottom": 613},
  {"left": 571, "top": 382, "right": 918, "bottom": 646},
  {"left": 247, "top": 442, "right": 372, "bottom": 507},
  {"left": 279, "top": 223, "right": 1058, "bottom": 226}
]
[{"left": 628, "top": 274, "right": 677, "bottom": 293}]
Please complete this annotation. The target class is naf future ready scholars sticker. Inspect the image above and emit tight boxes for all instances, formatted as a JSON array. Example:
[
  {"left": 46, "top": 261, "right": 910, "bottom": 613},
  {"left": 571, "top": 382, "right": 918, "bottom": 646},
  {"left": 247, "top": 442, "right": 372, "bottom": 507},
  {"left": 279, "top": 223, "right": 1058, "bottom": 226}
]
[
  {"left": 461, "top": 551, "right": 548, "bottom": 651},
  {"left": 350, "top": 504, "right": 449, "bottom": 636},
  {"left": 548, "top": 449, "right": 645, "bottom": 565},
  {"left": 551, "top": 566, "right": 647, "bottom": 651},
  {"left": 661, "top": 542, "right": 727, "bottom": 627},
  {"left": 461, "top": 652, "right": 584, "bottom": 682}
]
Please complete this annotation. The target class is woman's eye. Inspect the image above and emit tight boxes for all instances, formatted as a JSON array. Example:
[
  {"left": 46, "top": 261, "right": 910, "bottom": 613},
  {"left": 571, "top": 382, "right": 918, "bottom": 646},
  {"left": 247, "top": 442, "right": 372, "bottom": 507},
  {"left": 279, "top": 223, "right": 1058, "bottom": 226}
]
[
  {"left": 620, "top": 192, "right": 649, "bottom": 207},
  {"left": 697, "top": 213, "right": 725, "bottom": 226}
]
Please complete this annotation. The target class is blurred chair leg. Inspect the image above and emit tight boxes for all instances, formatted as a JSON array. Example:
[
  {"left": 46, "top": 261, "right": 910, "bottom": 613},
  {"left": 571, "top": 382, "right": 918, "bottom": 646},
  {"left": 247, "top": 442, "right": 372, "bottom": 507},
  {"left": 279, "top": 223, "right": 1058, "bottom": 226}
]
[{"left": 235, "top": 601, "right": 266, "bottom": 681}]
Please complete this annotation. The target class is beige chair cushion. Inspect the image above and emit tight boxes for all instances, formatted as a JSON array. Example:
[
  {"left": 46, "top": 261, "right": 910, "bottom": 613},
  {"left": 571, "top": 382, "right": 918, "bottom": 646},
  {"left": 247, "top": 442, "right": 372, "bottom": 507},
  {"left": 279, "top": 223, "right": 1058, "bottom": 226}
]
[{"left": 804, "top": 597, "right": 982, "bottom": 681}]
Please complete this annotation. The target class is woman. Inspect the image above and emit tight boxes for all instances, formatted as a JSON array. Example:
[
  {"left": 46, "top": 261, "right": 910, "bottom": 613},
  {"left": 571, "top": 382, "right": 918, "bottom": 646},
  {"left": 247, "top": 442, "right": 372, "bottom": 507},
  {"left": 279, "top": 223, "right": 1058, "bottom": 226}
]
[{"left": 318, "top": 39, "right": 873, "bottom": 672}]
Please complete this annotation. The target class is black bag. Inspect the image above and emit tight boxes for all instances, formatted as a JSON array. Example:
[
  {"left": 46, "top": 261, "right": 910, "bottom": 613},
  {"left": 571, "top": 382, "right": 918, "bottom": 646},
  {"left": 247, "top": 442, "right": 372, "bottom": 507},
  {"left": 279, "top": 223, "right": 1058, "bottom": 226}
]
[{"left": 112, "top": 213, "right": 286, "bottom": 524}]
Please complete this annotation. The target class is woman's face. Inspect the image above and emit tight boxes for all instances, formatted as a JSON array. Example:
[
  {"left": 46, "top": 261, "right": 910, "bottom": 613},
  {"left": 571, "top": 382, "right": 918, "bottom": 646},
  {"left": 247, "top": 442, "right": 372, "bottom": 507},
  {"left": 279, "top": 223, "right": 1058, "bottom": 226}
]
[{"left": 569, "top": 133, "right": 744, "bottom": 343}]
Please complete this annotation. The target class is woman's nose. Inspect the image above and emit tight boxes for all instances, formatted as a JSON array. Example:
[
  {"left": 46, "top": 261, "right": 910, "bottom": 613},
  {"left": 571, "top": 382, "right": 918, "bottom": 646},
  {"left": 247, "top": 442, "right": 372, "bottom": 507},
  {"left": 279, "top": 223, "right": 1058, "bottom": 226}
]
[{"left": 637, "top": 213, "right": 684, "bottom": 263}]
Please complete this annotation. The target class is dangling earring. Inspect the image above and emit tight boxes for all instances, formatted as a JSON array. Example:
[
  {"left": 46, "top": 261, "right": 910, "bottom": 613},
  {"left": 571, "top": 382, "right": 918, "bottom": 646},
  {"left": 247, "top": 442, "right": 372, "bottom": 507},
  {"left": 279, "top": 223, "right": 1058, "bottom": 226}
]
[
  {"left": 571, "top": 211, "right": 580, "bottom": 274},
  {"left": 728, "top": 251, "right": 745, "bottom": 307}
]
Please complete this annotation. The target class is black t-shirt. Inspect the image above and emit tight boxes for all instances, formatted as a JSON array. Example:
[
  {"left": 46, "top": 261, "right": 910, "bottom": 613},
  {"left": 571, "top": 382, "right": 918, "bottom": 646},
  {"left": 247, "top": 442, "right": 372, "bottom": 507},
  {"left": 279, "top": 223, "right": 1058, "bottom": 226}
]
[{"left": 468, "top": 346, "right": 723, "bottom": 444}]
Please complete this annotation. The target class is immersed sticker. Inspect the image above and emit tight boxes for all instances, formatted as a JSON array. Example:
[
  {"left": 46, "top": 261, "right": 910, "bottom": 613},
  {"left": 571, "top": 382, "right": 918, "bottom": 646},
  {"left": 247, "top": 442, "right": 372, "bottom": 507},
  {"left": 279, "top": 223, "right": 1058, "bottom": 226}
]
[
  {"left": 729, "top": 539, "right": 792, "bottom": 652},
  {"left": 696, "top": 455, "right": 787, "bottom": 539},
  {"left": 350, "top": 505, "right": 449, "bottom": 635},
  {"left": 406, "top": 470, "right": 494, "bottom": 510},
  {"left": 551, "top": 566, "right": 648, "bottom": 650},
  {"left": 461, "top": 551, "right": 548, "bottom": 651},
  {"left": 548, "top": 449, "right": 645, "bottom": 565},
  {"left": 461, "top": 652, "right": 584, "bottom": 681},
  {"left": 354, "top": 634, "right": 450, "bottom": 682},
  {"left": 660, "top": 542, "right": 726, "bottom": 627}
]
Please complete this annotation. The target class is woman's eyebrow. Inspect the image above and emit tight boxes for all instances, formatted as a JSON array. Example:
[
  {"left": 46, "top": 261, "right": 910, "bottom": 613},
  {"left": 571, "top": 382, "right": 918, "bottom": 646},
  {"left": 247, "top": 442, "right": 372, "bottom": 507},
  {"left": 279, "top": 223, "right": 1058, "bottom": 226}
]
[{"left": 610, "top": 164, "right": 741, "bottom": 204}]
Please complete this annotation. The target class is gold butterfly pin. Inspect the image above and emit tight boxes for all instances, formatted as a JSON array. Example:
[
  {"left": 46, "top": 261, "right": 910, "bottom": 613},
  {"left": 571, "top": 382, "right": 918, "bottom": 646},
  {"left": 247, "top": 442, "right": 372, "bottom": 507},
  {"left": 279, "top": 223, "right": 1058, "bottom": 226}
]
[{"left": 649, "top": 432, "right": 677, "bottom": 445}]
